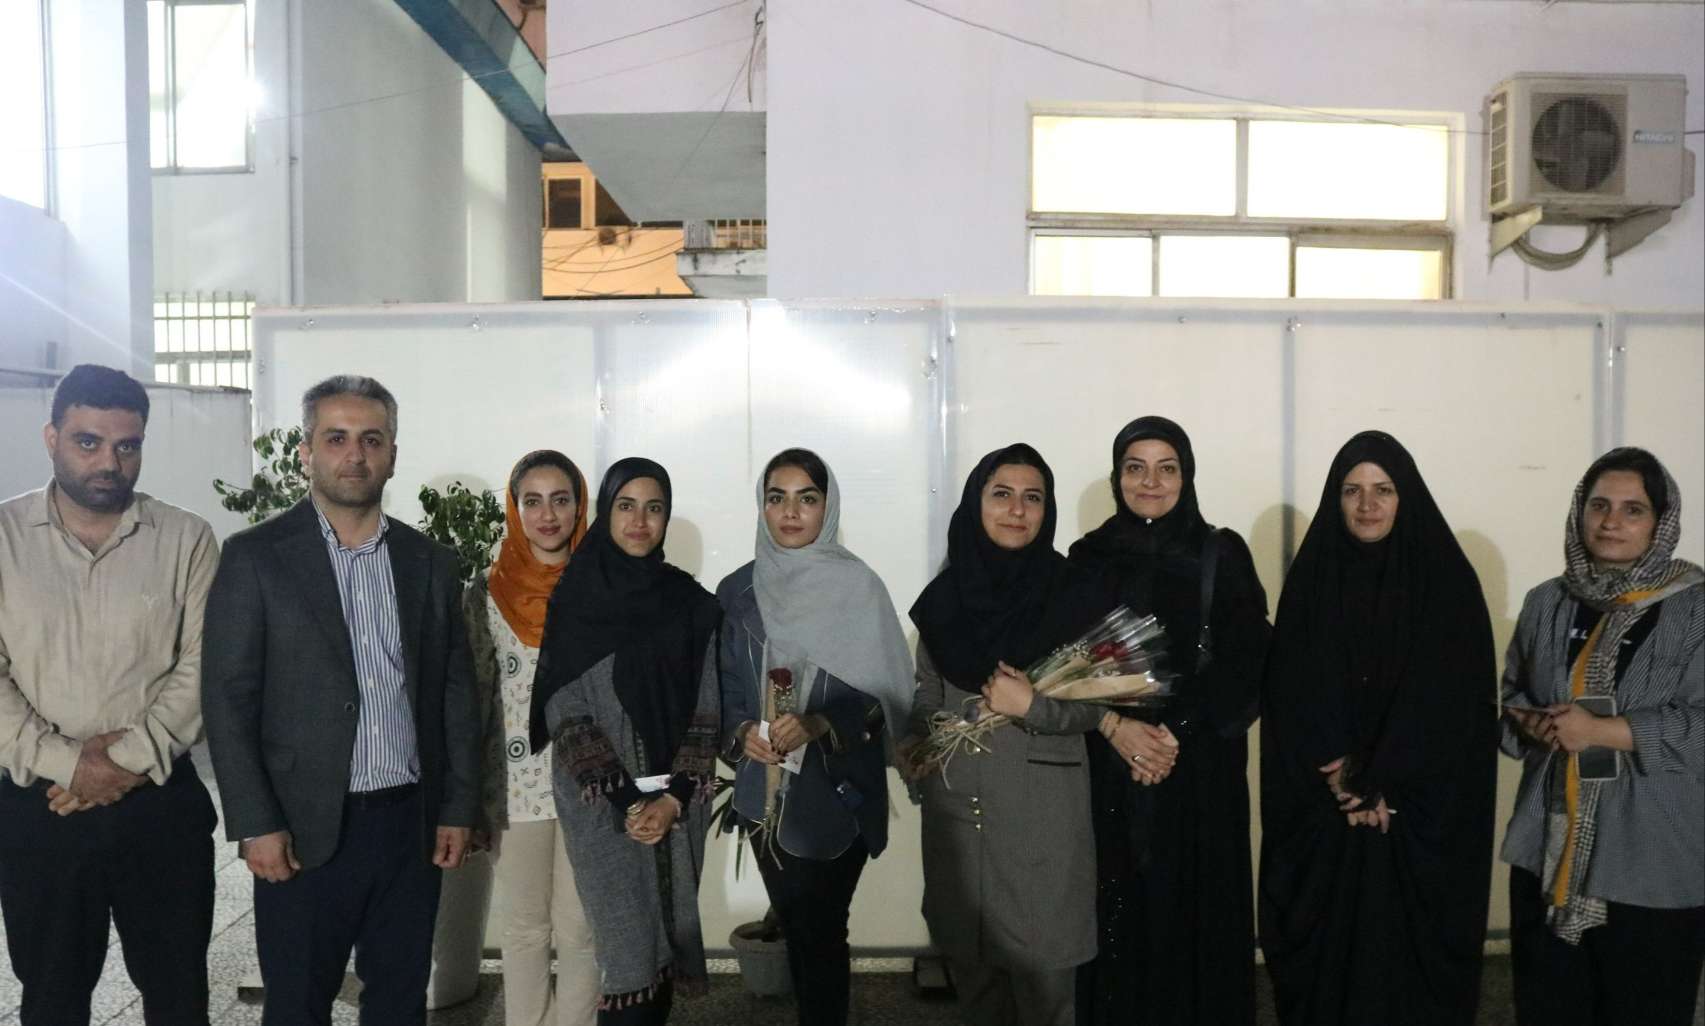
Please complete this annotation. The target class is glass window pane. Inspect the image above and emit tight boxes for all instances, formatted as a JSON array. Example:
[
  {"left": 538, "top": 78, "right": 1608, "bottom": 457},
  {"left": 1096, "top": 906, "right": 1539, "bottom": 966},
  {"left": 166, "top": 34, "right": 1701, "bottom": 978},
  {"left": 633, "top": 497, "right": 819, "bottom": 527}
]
[
  {"left": 1157, "top": 235, "right": 1290, "bottom": 298},
  {"left": 1247, "top": 121, "right": 1449, "bottom": 221},
  {"left": 0, "top": 0, "right": 49, "bottom": 207},
  {"left": 547, "top": 179, "right": 583, "bottom": 229},
  {"left": 149, "top": 1, "right": 169, "bottom": 168},
  {"left": 1031, "top": 235, "right": 1153, "bottom": 297},
  {"left": 173, "top": 4, "right": 249, "bottom": 169},
  {"left": 1032, "top": 116, "right": 1237, "bottom": 216},
  {"left": 594, "top": 181, "right": 633, "bottom": 227},
  {"left": 1295, "top": 246, "right": 1444, "bottom": 300}
]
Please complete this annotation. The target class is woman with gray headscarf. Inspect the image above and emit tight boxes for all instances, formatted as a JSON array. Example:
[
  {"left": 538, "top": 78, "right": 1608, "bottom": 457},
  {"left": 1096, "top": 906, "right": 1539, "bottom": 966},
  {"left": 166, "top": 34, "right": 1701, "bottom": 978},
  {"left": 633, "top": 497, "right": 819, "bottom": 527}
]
[
  {"left": 1500, "top": 446, "right": 1705, "bottom": 1026},
  {"left": 717, "top": 448, "right": 914, "bottom": 1026}
]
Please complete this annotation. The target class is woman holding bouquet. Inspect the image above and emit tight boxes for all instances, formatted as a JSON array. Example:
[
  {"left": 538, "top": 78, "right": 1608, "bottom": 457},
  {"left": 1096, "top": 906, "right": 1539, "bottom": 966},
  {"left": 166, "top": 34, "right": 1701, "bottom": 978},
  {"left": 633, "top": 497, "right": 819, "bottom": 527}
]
[
  {"left": 1068, "top": 416, "right": 1272, "bottom": 1026},
  {"left": 717, "top": 448, "right": 914, "bottom": 1026},
  {"left": 1499, "top": 447, "right": 1704, "bottom": 1026},
  {"left": 466, "top": 450, "right": 597, "bottom": 1026},
  {"left": 1258, "top": 431, "right": 1498, "bottom": 1026},
  {"left": 529, "top": 458, "right": 722, "bottom": 1026},
  {"left": 904, "top": 443, "right": 1115, "bottom": 1026}
]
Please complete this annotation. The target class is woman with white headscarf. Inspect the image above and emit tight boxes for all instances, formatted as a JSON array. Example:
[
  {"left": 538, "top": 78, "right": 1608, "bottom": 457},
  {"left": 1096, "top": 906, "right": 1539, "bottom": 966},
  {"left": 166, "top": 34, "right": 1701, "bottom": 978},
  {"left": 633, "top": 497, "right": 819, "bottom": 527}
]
[{"left": 717, "top": 448, "right": 914, "bottom": 1026}]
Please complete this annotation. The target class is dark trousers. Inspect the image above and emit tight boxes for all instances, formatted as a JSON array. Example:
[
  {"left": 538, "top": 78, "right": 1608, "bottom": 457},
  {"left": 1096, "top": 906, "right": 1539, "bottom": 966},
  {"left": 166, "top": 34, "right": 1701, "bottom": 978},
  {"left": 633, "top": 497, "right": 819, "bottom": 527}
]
[
  {"left": 598, "top": 980, "right": 674, "bottom": 1026},
  {"left": 0, "top": 756, "right": 216, "bottom": 1026},
  {"left": 753, "top": 834, "right": 870, "bottom": 1026},
  {"left": 1510, "top": 866, "right": 1705, "bottom": 1026},
  {"left": 254, "top": 786, "right": 442, "bottom": 1026}
]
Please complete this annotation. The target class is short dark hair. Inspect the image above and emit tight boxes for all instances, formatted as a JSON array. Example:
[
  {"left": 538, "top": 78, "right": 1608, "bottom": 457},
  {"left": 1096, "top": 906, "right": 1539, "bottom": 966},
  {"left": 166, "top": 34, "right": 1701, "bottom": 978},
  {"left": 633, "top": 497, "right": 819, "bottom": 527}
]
[
  {"left": 300, "top": 375, "right": 398, "bottom": 439},
  {"left": 1581, "top": 447, "right": 1670, "bottom": 519},
  {"left": 764, "top": 448, "right": 829, "bottom": 493},
  {"left": 51, "top": 365, "right": 150, "bottom": 427},
  {"left": 508, "top": 450, "right": 584, "bottom": 504}
]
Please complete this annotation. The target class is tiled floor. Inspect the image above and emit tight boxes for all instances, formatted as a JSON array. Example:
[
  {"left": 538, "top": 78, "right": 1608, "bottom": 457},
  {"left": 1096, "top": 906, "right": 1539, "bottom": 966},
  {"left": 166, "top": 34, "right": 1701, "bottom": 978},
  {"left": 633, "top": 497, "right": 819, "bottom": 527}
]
[{"left": 2, "top": 748, "right": 1698, "bottom": 1024}]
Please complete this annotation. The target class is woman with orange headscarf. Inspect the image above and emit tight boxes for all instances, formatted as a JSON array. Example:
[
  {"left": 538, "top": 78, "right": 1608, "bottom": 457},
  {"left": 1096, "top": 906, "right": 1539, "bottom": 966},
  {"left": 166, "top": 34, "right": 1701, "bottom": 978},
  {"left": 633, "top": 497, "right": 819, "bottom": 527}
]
[{"left": 466, "top": 450, "right": 594, "bottom": 1026}]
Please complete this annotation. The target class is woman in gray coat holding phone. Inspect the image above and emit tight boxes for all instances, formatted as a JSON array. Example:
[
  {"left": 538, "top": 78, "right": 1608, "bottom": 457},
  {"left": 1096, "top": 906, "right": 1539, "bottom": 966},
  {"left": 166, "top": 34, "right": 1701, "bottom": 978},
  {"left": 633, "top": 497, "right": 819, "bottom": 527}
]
[
  {"left": 902, "top": 443, "right": 1115, "bottom": 1026},
  {"left": 1500, "top": 446, "right": 1705, "bottom": 1026}
]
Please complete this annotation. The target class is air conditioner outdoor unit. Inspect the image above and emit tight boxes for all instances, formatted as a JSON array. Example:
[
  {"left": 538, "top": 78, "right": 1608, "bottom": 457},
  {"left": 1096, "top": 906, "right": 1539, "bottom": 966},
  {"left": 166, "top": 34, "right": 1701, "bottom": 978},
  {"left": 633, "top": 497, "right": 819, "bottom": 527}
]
[{"left": 1487, "top": 72, "right": 1692, "bottom": 220}]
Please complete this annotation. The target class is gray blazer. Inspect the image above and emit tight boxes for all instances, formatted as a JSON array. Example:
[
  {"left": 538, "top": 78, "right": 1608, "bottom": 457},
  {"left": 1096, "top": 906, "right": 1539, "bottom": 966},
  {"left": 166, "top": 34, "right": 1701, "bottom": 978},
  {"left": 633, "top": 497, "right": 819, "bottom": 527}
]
[
  {"left": 1499, "top": 576, "right": 1705, "bottom": 908},
  {"left": 201, "top": 500, "right": 482, "bottom": 869},
  {"left": 908, "top": 641, "right": 1102, "bottom": 972}
]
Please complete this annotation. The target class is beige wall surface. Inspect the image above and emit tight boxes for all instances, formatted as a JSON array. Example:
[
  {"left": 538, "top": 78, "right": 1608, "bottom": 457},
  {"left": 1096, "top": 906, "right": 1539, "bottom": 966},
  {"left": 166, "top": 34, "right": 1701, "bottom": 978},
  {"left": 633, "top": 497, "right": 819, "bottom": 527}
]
[{"left": 253, "top": 297, "right": 1704, "bottom": 951}]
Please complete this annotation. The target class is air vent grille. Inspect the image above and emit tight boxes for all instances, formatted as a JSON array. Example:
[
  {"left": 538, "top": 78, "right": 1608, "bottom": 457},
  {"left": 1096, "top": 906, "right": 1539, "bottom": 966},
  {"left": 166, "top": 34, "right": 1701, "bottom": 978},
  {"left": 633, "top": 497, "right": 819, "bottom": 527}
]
[{"left": 1530, "top": 92, "right": 1627, "bottom": 196}]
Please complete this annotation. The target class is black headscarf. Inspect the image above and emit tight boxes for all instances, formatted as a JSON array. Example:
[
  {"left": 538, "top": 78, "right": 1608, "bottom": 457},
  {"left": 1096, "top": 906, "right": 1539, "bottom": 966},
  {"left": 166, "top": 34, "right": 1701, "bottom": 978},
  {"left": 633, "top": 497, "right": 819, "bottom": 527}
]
[
  {"left": 1263, "top": 430, "right": 1491, "bottom": 798},
  {"left": 1070, "top": 416, "right": 1211, "bottom": 603},
  {"left": 528, "top": 457, "right": 721, "bottom": 771},
  {"left": 909, "top": 443, "right": 1113, "bottom": 688}
]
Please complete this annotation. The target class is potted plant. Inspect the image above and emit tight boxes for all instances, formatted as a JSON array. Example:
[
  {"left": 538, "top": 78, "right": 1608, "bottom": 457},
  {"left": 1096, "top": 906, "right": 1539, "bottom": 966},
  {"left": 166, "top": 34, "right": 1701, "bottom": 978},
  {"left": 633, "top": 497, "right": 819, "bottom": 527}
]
[{"left": 709, "top": 777, "right": 792, "bottom": 997}]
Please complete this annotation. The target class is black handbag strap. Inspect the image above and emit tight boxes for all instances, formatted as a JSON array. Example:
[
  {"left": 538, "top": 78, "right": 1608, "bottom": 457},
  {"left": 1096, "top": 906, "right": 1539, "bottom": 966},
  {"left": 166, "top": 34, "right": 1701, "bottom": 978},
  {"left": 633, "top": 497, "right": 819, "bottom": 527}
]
[{"left": 1195, "top": 526, "right": 1222, "bottom": 674}]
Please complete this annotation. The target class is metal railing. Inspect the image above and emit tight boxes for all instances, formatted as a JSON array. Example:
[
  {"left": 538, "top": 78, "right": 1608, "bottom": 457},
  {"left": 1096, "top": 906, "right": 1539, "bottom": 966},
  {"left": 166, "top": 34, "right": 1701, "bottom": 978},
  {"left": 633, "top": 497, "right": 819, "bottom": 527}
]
[
  {"left": 682, "top": 219, "right": 767, "bottom": 250},
  {"left": 153, "top": 290, "right": 255, "bottom": 389}
]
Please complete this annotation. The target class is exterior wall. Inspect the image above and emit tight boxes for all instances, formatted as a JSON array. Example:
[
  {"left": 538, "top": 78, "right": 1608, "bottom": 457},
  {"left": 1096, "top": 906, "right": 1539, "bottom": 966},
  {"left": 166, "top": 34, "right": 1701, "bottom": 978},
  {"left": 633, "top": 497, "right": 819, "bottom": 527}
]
[
  {"left": 765, "top": 0, "right": 1705, "bottom": 303},
  {"left": 152, "top": 0, "right": 544, "bottom": 310},
  {"left": 541, "top": 162, "right": 691, "bottom": 298}
]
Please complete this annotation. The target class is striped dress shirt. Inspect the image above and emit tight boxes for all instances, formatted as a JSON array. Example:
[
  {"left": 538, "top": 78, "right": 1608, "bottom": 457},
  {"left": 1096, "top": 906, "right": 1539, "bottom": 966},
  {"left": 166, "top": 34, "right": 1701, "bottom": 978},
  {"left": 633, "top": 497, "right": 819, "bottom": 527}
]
[{"left": 313, "top": 503, "right": 419, "bottom": 791}]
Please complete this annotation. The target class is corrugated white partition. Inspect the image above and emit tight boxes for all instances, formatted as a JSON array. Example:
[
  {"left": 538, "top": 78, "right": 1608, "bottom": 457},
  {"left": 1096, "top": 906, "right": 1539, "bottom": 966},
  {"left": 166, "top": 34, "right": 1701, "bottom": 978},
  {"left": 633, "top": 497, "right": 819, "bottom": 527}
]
[
  {"left": 251, "top": 298, "right": 1703, "bottom": 951},
  {"left": 1619, "top": 312, "right": 1705, "bottom": 569}
]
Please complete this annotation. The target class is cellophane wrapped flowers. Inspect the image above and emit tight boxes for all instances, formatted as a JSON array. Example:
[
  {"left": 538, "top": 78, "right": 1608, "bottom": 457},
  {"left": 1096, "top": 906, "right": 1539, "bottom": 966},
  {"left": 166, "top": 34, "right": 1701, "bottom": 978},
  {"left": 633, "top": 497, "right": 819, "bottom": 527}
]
[{"left": 911, "top": 605, "right": 1171, "bottom": 780}]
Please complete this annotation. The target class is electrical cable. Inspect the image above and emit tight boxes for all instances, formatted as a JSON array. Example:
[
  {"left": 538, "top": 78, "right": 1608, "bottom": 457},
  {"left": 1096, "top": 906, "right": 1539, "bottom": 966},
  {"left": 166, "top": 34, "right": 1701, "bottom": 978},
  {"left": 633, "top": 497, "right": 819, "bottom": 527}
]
[
  {"left": 1511, "top": 223, "right": 1605, "bottom": 270},
  {"left": 897, "top": 0, "right": 1494, "bottom": 136}
]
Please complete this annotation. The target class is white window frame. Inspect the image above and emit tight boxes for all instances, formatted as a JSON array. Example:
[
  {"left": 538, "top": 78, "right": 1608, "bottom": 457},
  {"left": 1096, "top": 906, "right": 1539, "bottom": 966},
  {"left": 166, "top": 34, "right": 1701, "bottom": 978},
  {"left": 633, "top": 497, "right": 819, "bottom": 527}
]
[
  {"left": 151, "top": 0, "right": 254, "bottom": 176},
  {"left": 2, "top": 0, "right": 55, "bottom": 212},
  {"left": 1027, "top": 106, "right": 1457, "bottom": 299}
]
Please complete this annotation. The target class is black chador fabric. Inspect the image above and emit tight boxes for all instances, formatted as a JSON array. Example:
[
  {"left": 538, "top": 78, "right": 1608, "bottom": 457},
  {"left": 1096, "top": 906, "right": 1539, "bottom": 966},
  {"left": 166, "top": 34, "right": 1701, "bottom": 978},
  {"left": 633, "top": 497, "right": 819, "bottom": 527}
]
[
  {"left": 1258, "top": 431, "right": 1497, "bottom": 1026},
  {"left": 1069, "top": 416, "right": 1272, "bottom": 1026},
  {"left": 528, "top": 457, "right": 721, "bottom": 775},
  {"left": 909, "top": 443, "right": 1111, "bottom": 690}
]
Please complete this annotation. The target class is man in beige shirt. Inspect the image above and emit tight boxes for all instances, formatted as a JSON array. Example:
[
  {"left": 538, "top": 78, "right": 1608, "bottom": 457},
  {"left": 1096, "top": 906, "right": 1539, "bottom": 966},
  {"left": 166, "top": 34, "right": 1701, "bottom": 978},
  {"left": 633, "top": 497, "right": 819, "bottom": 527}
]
[{"left": 0, "top": 365, "right": 219, "bottom": 1025}]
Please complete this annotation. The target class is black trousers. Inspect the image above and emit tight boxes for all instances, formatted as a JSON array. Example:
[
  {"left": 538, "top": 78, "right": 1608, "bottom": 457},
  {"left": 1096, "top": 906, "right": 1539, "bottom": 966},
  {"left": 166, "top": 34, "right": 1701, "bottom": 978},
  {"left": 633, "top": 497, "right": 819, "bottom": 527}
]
[
  {"left": 753, "top": 833, "right": 871, "bottom": 1026},
  {"left": 1510, "top": 866, "right": 1705, "bottom": 1026},
  {"left": 0, "top": 756, "right": 216, "bottom": 1026},
  {"left": 253, "top": 785, "right": 442, "bottom": 1026}
]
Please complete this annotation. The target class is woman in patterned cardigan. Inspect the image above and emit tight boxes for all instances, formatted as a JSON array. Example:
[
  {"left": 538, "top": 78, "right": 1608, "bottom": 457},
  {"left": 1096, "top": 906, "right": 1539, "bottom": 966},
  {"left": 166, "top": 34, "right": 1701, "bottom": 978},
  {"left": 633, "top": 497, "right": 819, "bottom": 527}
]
[{"left": 465, "top": 450, "right": 595, "bottom": 1026}]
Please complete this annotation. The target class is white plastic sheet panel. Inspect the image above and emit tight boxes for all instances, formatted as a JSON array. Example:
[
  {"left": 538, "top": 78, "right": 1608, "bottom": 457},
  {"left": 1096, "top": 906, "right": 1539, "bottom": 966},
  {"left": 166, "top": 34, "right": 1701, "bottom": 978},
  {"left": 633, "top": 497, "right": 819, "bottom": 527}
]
[
  {"left": 1620, "top": 312, "right": 1705, "bottom": 567},
  {"left": 593, "top": 301, "right": 749, "bottom": 583},
  {"left": 242, "top": 296, "right": 1702, "bottom": 950},
  {"left": 1292, "top": 306, "right": 1600, "bottom": 936},
  {"left": 948, "top": 299, "right": 1289, "bottom": 595},
  {"left": 254, "top": 304, "right": 601, "bottom": 530}
]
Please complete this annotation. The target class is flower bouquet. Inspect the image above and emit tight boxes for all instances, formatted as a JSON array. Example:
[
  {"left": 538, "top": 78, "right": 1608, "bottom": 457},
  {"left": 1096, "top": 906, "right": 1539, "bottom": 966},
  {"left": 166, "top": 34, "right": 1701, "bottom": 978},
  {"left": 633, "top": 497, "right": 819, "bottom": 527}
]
[{"left": 911, "top": 605, "right": 1172, "bottom": 779}]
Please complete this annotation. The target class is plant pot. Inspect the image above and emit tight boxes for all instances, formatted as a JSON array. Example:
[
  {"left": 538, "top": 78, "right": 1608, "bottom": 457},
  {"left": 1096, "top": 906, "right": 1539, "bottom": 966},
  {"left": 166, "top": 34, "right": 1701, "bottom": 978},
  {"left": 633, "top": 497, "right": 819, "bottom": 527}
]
[{"left": 729, "top": 920, "right": 792, "bottom": 997}]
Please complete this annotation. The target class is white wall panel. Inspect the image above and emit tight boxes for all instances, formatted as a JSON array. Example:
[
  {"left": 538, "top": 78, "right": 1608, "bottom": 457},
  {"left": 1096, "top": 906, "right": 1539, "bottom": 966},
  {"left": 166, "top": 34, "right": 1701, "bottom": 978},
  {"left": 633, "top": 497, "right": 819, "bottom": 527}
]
[
  {"left": 245, "top": 296, "right": 1702, "bottom": 951},
  {"left": 255, "top": 304, "right": 600, "bottom": 530},
  {"left": 1620, "top": 312, "right": 1705, "bottom": 568}
]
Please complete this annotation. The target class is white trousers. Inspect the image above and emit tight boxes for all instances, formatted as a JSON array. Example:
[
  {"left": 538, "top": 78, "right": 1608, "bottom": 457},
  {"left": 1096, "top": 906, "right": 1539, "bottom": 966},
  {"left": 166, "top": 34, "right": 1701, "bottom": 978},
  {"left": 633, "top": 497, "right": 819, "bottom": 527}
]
[{"left": 494, "top": 817, "right": 599, "bottom": 1026}]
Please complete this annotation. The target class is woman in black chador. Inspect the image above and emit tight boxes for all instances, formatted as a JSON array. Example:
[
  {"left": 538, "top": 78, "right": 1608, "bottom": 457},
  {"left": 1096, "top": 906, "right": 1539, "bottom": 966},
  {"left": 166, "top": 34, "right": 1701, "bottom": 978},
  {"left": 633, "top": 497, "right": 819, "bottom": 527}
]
[
  {"left": 1069, "top": 416, "right": 1272, "bottom": 1026},
  {"left": 1258, "top": 431, "right": 1498, "bottom": 1026}
]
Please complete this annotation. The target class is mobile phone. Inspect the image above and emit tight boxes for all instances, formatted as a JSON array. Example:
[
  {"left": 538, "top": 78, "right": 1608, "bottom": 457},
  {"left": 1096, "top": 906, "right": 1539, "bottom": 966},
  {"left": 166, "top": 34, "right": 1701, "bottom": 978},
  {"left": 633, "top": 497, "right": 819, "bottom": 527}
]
[{"left": 1574, "top": 695, "right": 1619, "bottom": 781}]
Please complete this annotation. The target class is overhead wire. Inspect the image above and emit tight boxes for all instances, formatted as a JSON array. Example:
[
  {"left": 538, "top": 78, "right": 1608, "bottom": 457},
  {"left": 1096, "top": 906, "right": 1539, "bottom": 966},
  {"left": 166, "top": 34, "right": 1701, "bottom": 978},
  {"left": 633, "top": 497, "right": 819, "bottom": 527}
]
[{"left": 573, "top": 2, "right": 765, "bottom": 295}]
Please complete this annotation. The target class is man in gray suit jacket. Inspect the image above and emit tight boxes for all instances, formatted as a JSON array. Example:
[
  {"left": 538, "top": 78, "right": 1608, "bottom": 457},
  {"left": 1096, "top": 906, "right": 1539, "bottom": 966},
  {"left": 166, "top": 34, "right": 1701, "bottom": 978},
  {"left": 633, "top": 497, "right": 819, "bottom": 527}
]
[{"left": 202, "top": 374, "right": 480, "bottom": 1023}]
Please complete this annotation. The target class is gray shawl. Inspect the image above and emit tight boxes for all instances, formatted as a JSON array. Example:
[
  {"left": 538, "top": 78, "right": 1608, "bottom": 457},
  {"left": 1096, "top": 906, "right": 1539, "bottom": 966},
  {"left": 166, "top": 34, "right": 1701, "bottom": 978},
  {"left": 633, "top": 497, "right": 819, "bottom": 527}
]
[
  {"left": 544, "top": 643, "right": 719, "bottom": 1008},
  {"left": 752, "top": 457, "right": 914, "bottom": 742}
]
